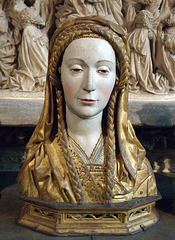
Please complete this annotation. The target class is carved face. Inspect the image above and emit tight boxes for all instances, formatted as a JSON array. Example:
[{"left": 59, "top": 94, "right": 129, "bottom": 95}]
[{"left": 61, "top": 38, "right": 116, "bottom": 119}]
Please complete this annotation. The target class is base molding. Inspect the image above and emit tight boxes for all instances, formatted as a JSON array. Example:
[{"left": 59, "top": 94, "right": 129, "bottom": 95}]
[{"left": 17, "top": 195, "right": 161, "bottom": 236}]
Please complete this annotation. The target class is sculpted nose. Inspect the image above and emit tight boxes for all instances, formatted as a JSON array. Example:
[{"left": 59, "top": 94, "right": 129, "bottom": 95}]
[{"left": 82, "top": 70, "right": 96, "bottom": 92}]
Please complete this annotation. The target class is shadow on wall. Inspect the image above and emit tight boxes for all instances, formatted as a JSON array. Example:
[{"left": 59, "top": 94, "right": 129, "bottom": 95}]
[
  {"left": 155, "top": 173, "right": 175, "bottom": 215},
  {"left": 0, "top": 127, "right": 34, "bottom": 192},
  {"left": 137, "top": 103, "right": 174, "bottom": 127},
  {"left": 0, "top": 172, "right": 18, "bottom": 193},
  {"left": 135, "top": 105, "right": 175, "bottom": 214}
]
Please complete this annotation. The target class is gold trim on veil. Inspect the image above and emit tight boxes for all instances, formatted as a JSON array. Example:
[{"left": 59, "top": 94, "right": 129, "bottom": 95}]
[{"left": 17, "top": 16, "right": 157, "bottom": 204}]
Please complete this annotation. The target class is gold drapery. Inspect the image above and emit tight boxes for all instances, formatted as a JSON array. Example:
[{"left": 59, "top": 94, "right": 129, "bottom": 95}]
[{"left": 17, "top": 17, "right": 157, "bottom": 204}]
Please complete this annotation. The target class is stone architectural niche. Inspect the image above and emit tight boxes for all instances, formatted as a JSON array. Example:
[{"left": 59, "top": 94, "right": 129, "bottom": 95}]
[{"left": 0, "top": 0, "right": 175, "bottom": 93}]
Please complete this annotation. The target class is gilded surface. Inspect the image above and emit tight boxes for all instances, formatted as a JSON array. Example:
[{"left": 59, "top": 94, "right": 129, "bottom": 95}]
[
  {"left": 17, "top": 17, "right": 157, "bottom": 205},
  {"left": 17, "top": 199, "right": 160, "bottom": 235}
]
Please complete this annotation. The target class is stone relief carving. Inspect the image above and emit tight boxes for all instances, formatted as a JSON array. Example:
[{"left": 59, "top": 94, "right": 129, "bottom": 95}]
[
  {"left": 0, "top": 0, "right": 175, "bottom": 93},
  {"left": 1, "top": 0, "right": 54, "bottom": 91},
  {"left": 9, "top": 5, "right": 48, "bottom": 91},
  {"left": 55, "top": 0, "right": 124, "bottom": 26},
  {"left": 125, "top": 0, "right": 174, "bottom": 94},
  {"left": 155, "top": 8, "right": 175, "bottom": 91},
  {"left": 0, "top": 8, "right": 16, "bottom": 89}
]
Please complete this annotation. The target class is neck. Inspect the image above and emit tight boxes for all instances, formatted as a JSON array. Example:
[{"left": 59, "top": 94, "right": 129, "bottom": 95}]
[{"left": 66, "top": 106, "right": 103, "bottom": 157}]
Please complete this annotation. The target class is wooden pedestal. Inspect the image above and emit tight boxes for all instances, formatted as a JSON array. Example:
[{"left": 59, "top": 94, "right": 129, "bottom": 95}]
[{"left": 17, "top": 195, "right": 161, "bottom": 236}]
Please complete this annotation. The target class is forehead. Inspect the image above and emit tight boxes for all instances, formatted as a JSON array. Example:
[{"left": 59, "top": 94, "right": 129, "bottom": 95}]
[{"left": 62, "top": 38, "right": 116, "bottom": 62}]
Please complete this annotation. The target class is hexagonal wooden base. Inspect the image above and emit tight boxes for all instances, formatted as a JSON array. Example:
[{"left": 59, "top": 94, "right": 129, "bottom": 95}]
[{"left": 17, "top": 195, "right": 161, "bottom": 236}]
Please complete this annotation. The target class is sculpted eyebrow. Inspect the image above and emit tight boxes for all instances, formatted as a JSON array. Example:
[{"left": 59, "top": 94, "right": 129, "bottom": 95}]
[
  {"left": 68, "top": 58, "right": 85, "bottom": 63},
  {"left": 68, "top": 59, "right": 114, "bottom": 64},
  {"left": 97, "top": 60, "right": 114, "bottom": 65}
]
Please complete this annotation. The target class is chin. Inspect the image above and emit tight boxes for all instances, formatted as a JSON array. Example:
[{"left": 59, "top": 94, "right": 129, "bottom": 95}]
[
  {"left": 77, "top": 111, "right": 102, "bottom": 119},
  {"left": 68, "top": 104, "right": 103, "bottom": 119}
]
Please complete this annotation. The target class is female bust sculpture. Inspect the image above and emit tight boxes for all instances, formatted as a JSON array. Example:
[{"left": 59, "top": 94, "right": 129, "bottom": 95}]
[
  {"left": 17, "top": 17, "right": 157, "bottom": 205},
  {"left": 17, "top": 16, "right": 159, "bottom": 235}
]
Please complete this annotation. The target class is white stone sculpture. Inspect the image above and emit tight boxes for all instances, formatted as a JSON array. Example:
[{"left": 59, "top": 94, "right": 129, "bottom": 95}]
[
  {"left": 55, "top": 0, "right": 124, "bottom": 27},
  {"left": 40, "top": 0, "right": 55, "bottom": 35},
  {"left": 5, "top": 0, "right": 27, "bottom": 46},
  {"left": 163, "top": 158, "right": 171, "bottom": 173},
  {"left": 153, "top": 161, "right": 160, "bottom": 172},
  {"left": 0, "top": 9, "right": 16, "bottom": 89},
  {"left": 9, "top": 0, "right": 49, "bottom": 91},
  {"left": 155, "top": 9, "right": 175, "bottom": 92},
  {"left": 127, "top": 0, "right": 171, "bottom": 94},
  {"left": 0, "top": 0, "right": 175, "bottom": 94}
]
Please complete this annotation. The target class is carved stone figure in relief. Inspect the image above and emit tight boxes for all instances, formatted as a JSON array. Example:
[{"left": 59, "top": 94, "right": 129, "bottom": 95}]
[
  {"left": 159, "top": 0, "right": 175, "bottom": 21},
  {"left": 155, "top": 9, "right": 175, "bottom": 91},
  {"left": 18, "top": 17, "right": 157, "bottom": 204},
  {"left": 0, "top": 9, "right": 16, "bottom": 89},
  {"left": 9, "top": 0, "right": 49, "bottom": 91},
  {"left": 39, "top": 0, "right": 55, "bottom": 36},
  {"left": 55, "top": 0, "right": 124, "bottom": 27},
  {"left": 6, "top": 0, "right": 27, "bottom": 46},
  {"left": 127, "top": 0, "right": 172, "bottom": 94}
]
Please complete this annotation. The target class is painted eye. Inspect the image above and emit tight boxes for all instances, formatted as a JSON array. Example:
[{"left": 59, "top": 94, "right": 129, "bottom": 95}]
[
  {"left": 97, "top": 66, "right": 110, "bottom": 74},
  {"left": 70, "top": 65, "right": 83, "bottom": 73}
]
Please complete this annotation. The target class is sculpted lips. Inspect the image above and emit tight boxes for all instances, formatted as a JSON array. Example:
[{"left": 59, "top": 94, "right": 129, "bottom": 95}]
[{"left": 79, "top": 98, "right": 97, "bottom": 104}]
